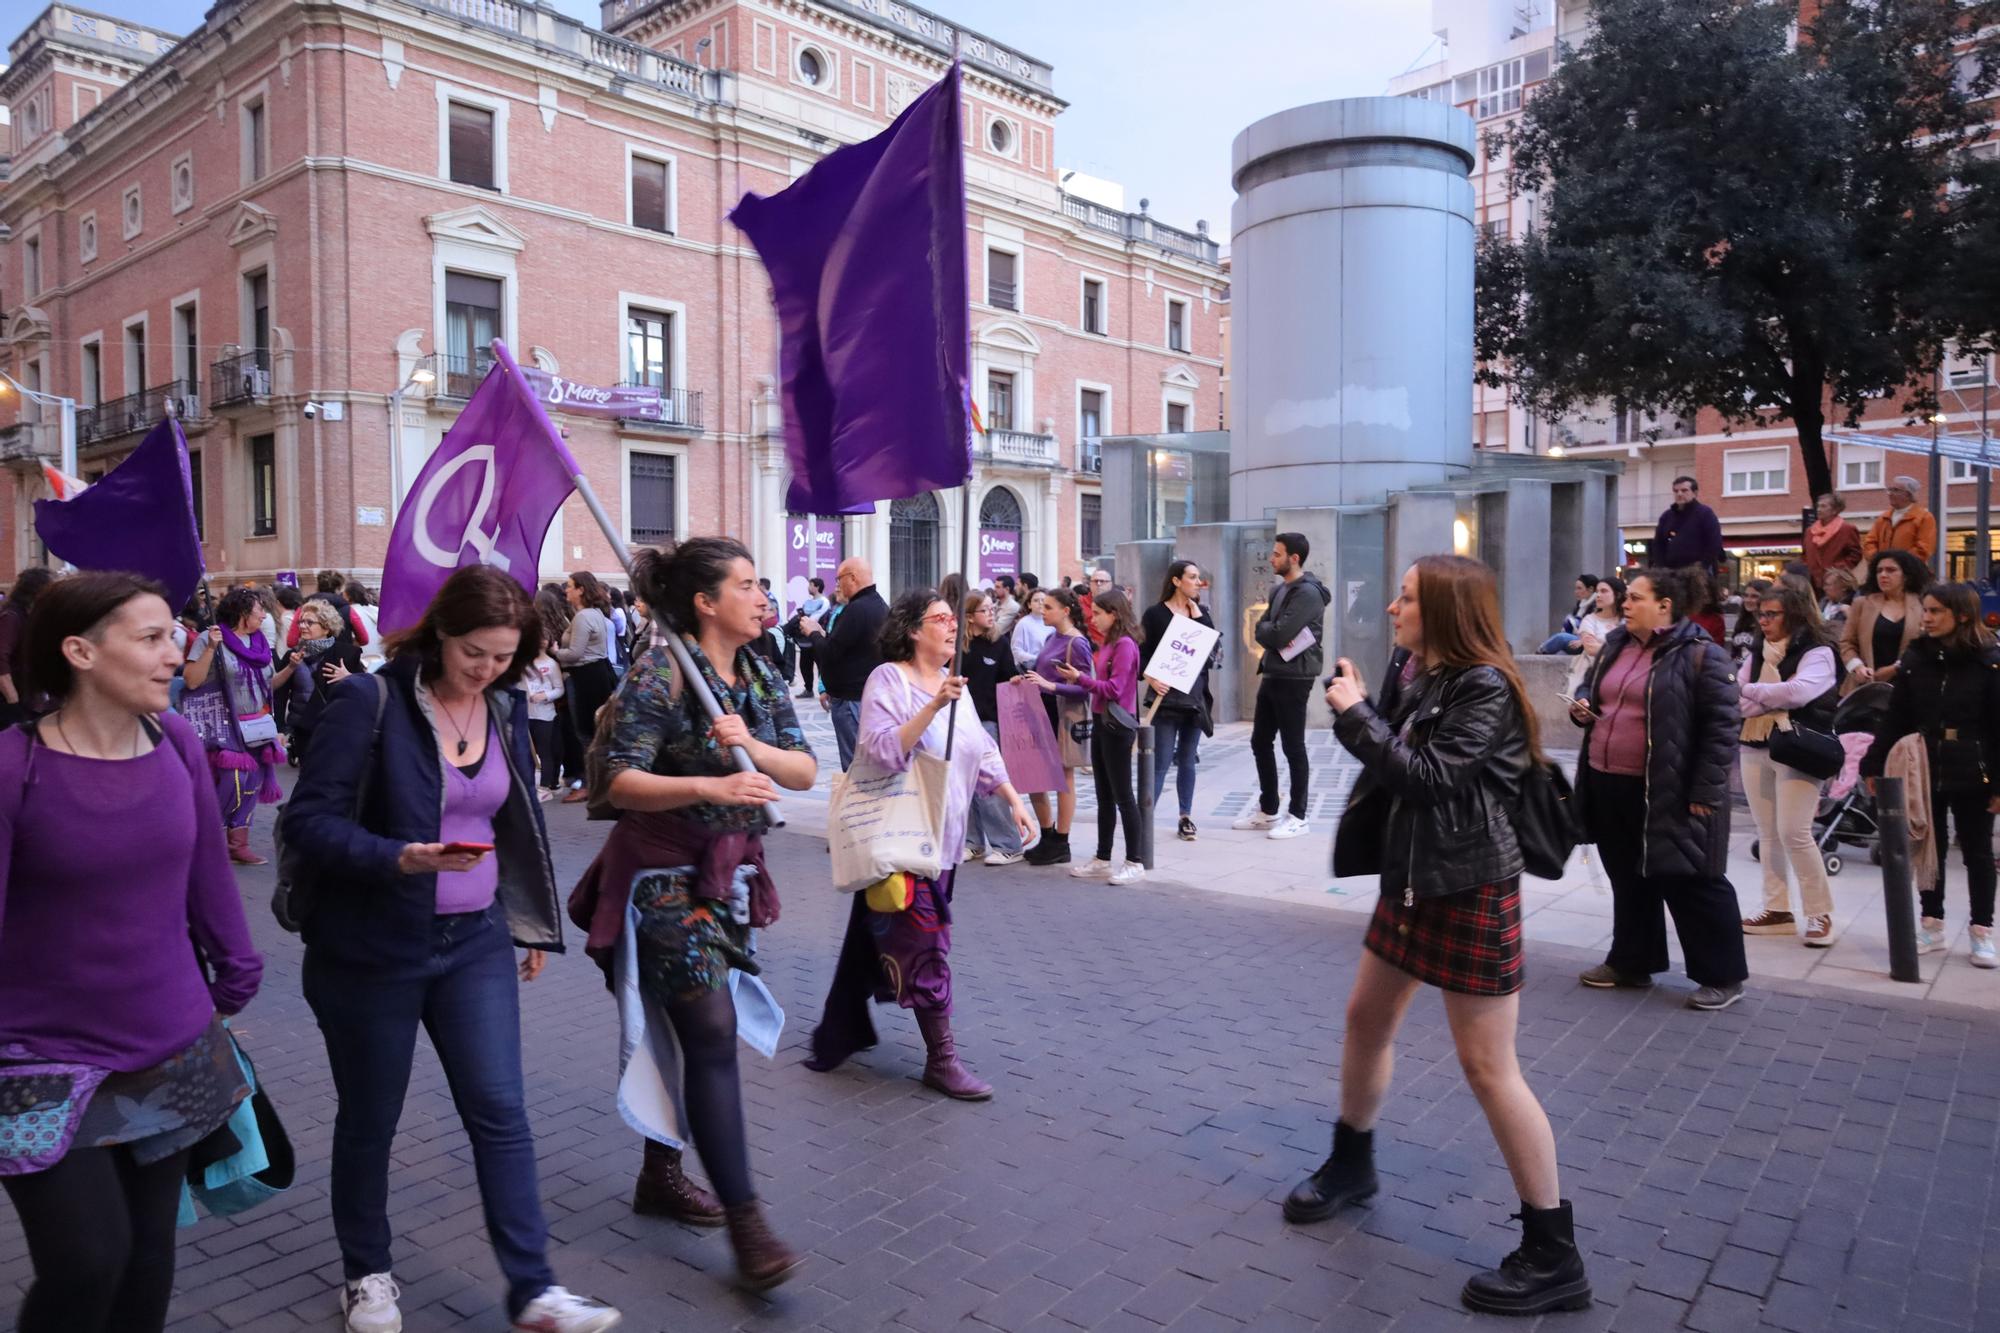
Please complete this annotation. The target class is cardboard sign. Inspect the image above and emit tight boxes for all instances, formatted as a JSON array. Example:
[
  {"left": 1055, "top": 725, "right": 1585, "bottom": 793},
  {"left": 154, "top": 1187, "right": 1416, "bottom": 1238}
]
[
  {"left": 996, "top": 677, "right": 1067, "bottom": 795},
  {"left": 1143, "top": 613, "right": 1222, "bottom": 696}
]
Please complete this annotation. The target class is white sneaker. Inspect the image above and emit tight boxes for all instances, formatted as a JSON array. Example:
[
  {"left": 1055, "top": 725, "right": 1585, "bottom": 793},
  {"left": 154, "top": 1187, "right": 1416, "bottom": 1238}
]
[
  {"left": 984, "top": 849, "right": 1027, "bottom": 867},
  {"left": 1231, "top": 809, "right": 1280, "bottom": 830},
  {"left": 343, "top": 1275, "right": 402, "bottom": 1333},
  {"left": 512, "top": 1286, "right": 622, "bottom": 1333},
  {"left": 1918, "top": 916, "right": 1948, "bottom": 955},
  {"left": 1108, "top": 861, "right": 1146, "bottom": 886},
  {"left": 962, "top": 845, "right": 984, "bottom": 863},
  {"left": 1267, "top": 814, "right": 1311, "bottom": 840},
  {"left": 1069, "top": 857, "right": 1114, "bottom": 879},
  {"left": 1971, "top": 925, "right": 1998, "bottom": 969}
]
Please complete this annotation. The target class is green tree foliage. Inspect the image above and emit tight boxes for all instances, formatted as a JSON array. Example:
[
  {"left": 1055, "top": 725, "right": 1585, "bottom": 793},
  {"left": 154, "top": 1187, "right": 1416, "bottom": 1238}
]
[{"left": 1476, "top": 0, "right": 1999, "bottom": 500}]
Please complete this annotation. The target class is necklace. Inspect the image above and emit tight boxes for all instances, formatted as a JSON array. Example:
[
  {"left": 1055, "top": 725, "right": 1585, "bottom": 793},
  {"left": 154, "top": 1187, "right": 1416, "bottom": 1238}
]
[
  {"left": 53, "top": 709, "right": 141, "bottom": 759},
  {"left": 435, "top": 690, "right": 481, "bottom": 757}
]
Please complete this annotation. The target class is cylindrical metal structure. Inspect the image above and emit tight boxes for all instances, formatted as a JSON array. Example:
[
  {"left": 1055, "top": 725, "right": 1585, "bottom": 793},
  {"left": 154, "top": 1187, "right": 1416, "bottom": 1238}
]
[
  {"left": 1875, "top": 775, "right": 1919, "bottom": 983},
  {"left": 1228, "top": 97, "right": 1477, "bottom": 520},
  {"left": 1135, "top": 724, "right": 1156, "bottom": 870}
]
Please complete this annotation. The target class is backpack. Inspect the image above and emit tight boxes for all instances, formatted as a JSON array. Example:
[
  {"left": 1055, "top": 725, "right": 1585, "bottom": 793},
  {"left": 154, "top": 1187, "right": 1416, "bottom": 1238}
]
[{"left": 270, "top": 674, "right": 389, "bottom": 933}]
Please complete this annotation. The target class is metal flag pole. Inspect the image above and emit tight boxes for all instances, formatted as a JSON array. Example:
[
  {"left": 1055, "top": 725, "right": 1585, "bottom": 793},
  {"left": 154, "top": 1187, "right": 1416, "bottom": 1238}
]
[
  {"left": 943, "top": 479, "right": 974, "bottom": 760},
  {"left": 1981, "top": 356, "right": 1992, "bottom": 582},
  {"left": 568, "top": 464, "right": 783, "bottom": 827}
]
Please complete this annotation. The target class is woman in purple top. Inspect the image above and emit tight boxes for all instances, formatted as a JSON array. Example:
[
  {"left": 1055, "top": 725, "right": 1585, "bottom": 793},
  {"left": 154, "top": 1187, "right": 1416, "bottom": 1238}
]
[
  {"left": 280, "top": 567, "right": 617, "bottom": 1333},
  {"left": 1061, "top": 589, "right": 1145, "bottom": 885},
  {"left": 181, "top": 585, "right": 301, "bottom": 865},
  {"left": 0, "top": 572, "right": 263, "bottom": 1333},
  {"left": 1019, "top": 586, "right": 1094, "bottom": 866},
  {"left": 805, "top": 589, "right": 1035, "bottom": 1099}
]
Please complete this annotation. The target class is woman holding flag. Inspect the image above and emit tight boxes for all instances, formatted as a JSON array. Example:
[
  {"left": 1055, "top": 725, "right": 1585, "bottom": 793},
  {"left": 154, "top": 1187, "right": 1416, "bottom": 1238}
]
[
  {"left": 181, "top": 587, "right": 300, "bottom": 865},
  {"left": 570, "top": 538, "right": 818, "bottom": 1294}
]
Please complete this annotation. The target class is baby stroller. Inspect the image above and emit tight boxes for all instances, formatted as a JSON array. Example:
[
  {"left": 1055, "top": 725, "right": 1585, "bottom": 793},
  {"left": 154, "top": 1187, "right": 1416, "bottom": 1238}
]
[{"left": 1750, "top": 682, "right": 1893, "bottom": 875}]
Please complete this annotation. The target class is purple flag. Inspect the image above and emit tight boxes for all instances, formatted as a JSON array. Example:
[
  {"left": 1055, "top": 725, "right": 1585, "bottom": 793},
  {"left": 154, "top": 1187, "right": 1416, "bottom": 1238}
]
[
  {"left": 378, "top": 339, "right": 582, "bottom": 634},
  {"left": 34, "top": 416, "right": 204, "bottom": 609},
  {"left": 730, "top": 62, "right": 970, "bottom": 514}
]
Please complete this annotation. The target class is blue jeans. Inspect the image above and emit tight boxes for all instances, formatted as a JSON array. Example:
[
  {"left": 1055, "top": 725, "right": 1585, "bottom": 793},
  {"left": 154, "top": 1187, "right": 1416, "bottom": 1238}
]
[
  {"left": 967, "top": 721, "right": 1024, "bottom": 854},
  {"left": 1151, "top": 710, "right": 1203, "bottom": 817},
  {"left": 830, "top": 696, "right": 862, "bottom": 772},
  {"left": 304, "top": 908, "right": 555, "bottom": 1319},
  {"left": 1537, "top": 631, "right": 1581, "bottom": 655}
]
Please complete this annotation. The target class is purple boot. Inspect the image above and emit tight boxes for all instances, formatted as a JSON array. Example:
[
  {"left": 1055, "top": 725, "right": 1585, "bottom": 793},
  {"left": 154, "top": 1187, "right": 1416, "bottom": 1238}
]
[{"left": 915, "top": 1010, "right": 992, "bottom": 1100}]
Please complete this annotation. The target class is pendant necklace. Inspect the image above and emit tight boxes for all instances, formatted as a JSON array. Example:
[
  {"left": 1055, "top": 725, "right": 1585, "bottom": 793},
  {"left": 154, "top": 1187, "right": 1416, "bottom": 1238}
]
[{"left": 438, "top": 693, "right": 479, "bottom": 756}]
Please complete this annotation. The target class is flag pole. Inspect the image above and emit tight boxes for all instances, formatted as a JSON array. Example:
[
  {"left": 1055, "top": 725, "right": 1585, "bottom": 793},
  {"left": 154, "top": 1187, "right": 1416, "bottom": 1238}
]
[
  {"left": 567, "top": 464, "right": 783, "bottom": 828},
  {"left": 944, "top": 477, "right": 974, "bottom": 760}
]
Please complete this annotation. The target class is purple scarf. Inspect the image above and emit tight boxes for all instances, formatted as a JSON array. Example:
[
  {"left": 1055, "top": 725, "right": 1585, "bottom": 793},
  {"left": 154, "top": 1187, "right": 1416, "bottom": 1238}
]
[
  {"left": 205, "top": 628, "right": 284, "bottom": 803},
  {"left": 218, "top": 625, "right": 272, "bottom": 669}
]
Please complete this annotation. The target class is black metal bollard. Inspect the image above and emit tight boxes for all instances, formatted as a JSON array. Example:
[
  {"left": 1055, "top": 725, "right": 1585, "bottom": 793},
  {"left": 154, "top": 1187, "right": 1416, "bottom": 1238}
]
[
  {"left": 1135, "top": 723, "right": 1156, "bottom": 870},
  {"left": 1874, "top": 776, "right": 1921, "bottom": 983}
]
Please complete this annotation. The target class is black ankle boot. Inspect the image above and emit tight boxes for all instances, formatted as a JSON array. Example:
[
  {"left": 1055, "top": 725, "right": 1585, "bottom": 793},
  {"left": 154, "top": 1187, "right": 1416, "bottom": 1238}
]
[
  {"left": 1460, "top": 1200, "right": 1592, "bottom": 1316},
  {"left": 1024, "top": 829, "right": 1070, "bottom": 865},
  {"left": 1283, "top": 1121, "right": 1378, "bottom": 1223}
]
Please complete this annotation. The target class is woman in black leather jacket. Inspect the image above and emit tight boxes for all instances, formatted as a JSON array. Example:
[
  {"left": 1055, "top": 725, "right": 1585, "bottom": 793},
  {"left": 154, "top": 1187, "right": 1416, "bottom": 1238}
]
[
  {"left": 1570, "top": 568, "right": 1749, "bottom": 1009},
  {"left": 1288, "top": 555, "right": 1591, "bottom": 1318}
]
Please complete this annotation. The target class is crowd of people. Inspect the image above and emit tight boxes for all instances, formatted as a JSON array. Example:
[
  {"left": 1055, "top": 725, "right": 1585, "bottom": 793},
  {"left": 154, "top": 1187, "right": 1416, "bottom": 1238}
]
[{"left": 11, "top": 495, "right": 2000, "bottom": 1330}]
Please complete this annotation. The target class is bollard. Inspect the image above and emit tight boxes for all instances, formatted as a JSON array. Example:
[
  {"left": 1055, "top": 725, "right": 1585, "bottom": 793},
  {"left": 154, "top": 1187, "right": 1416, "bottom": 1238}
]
[
  {"left": 1135, "top": 723, "right": 1156, "bottom": 869},
  {"left": 1874, "top": 775, "right": 1922, "bottom": 983}
]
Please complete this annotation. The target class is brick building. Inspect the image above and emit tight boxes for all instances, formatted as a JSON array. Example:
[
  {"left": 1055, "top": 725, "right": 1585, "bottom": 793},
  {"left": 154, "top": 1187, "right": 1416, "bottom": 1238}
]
[{"left": 0, "top": 0, "right": 1225, "bottom": 603}]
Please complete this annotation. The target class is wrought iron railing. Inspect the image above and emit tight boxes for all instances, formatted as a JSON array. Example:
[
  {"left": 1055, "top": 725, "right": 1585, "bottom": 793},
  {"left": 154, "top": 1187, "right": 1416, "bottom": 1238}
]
[
  {"left": 78, "top": 379, "right": 205, "bottom": 444},
  {"left": 1079, "top": 438, "right": 1103, "bottom": 474},
  {"left": 617, "top": 385, "right": 704, "bottom": 431},
  {"left": 428, "top": 351, "right": 497, "bottom": 399},
  {"left": 986, "top": 280, "right": 1018, "bottom": 311},
  {"left": 211, "top": 351, "right": 272, "bottom": 407}
]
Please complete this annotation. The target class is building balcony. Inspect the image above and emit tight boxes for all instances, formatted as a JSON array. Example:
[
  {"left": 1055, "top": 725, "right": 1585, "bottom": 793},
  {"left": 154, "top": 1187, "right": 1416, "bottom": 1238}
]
[
  {"left": 0, "top": 421, "right": 55, "bottom": 464},
  {"left": 977, "top": 429, "right": 1059, "bottom": 468},
  {"left": 417, "top": 352, "right": 497, "bottom": 400},
  {"left": 77, "top": 380, "right": 205, "bottom": 446},
  {"left": 415, "top": 0, "right": 719, "bottom": 103},
  {"left": 1060, "top": 194, "right": 1221, "bottom": 266},
  {"left": 210, "top": 351, "right": 272, "bottom": 407},
  {"left": 1079, "top": 437, "right": 1103, "bottom": 474},
  {"left": 616, "top": 385, "right": 704, "bottom": 433}
]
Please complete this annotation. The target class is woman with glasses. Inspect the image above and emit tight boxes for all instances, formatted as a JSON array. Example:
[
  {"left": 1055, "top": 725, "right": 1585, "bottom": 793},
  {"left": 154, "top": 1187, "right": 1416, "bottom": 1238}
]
[{"left": 805, "top": 590, "right": 1035, "bottom": 1098}]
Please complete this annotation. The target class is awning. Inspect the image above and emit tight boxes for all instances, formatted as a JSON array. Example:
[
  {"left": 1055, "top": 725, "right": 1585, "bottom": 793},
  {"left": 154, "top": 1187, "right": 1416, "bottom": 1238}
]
[{"left": 1823, "top": 427, "right": 2000, "bottom": 471}]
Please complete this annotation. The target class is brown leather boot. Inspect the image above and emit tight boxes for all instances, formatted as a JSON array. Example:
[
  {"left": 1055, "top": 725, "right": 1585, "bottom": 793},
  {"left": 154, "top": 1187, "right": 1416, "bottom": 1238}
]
[
  {"left": 227, "top": 826, "right": 267, "bottom": 866},
  {"left": 723, "top": 1199, "right": 801, "bottom": 1291},
  {"left": 916, "top": 1010, "right": 993, "bottom": 1100},
  {"left": 632, "top": 1139, "right": 724, "bottom": 1226}
]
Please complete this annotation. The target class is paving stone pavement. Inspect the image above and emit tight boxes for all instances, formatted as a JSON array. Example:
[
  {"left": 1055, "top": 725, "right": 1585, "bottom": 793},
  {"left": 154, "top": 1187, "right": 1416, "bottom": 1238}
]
[{"left": 6, "top": 782, "right": 1999, "bottom": 1333}]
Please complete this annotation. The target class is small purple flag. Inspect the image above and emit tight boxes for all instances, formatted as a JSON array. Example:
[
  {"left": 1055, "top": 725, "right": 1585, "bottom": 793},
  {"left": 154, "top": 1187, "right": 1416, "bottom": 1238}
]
[
  {"left": 34, "top": 416, "right": 204, "bottom": 609},
  {"left": 378, "top": 339, "right": 582, "bottom": 634},
  {"left": 730, "top": 62, "right": 970, "bottom": 514}
]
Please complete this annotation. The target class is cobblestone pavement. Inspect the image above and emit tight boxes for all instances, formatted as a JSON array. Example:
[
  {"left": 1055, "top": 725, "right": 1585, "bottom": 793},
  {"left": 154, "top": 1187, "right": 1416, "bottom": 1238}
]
[{"left": 6, "top": 775, "right": 1999, "bottom": 1333}]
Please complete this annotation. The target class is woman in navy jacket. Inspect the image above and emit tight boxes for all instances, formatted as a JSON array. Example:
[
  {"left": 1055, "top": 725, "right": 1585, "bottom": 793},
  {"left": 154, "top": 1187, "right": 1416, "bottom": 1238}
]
[{"left": 281, "top": 567, "right": 617, "bottom": 1333}]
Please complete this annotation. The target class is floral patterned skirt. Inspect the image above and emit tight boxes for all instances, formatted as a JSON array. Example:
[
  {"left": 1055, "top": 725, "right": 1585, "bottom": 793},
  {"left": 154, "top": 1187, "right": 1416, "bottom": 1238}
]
[
  {"left": 72, "top": 1016, "right": 249, "bottom": 1166},
  {"left": 633, "top": 868, "right": 759, "bottom": 1006}
]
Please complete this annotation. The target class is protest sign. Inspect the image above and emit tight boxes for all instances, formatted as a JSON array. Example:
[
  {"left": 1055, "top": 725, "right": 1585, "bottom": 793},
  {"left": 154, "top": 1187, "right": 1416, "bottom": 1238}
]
[
  {"left": 1143, "top": 613, "right": 1222, "bottom": 696},
  {"left": 996, "top": 677, "right": 1066, "bottom": 795}
]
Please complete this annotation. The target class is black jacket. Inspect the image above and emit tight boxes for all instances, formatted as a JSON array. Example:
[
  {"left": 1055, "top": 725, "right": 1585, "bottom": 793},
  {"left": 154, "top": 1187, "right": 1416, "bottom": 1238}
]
[
  {"left": 1139, "top": 600, "right": 1218, "bottom": 718},
  {"left": 1860, "top": 637, "right": 2000, "bottom": 794},
  {"left": 1254, "top": 572, "right": 1332, "bottom": 680},
  {"left": 281, "top": 657, "right": 564, "bottom": 970},
  {"left": 1332, "top": 662, "right": 1529, "bottom": 900},
  {"left": 961, "top": 631, "right": 1020, "bottom": 723},
  {"left": 1573, "top": 619, "right": 1739, "bottom": 879},
  {"left": 809, "top": 586, "right": 888, "bottom": 700}
]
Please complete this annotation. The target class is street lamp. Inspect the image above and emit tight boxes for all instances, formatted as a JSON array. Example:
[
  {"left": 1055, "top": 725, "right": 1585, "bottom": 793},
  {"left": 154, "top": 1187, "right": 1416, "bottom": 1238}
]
[
  {"left": 387, "top": 363, "right": 436, "bottom": 516},
  {"left": 0, "top": 369, "right": 78, "bottom": 477}
]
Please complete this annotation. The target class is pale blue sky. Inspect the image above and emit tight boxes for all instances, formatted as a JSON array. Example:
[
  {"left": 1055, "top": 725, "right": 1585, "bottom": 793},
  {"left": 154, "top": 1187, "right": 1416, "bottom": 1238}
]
[{"left": 93, "top": 0, "right": 1437, "bottom": 243}]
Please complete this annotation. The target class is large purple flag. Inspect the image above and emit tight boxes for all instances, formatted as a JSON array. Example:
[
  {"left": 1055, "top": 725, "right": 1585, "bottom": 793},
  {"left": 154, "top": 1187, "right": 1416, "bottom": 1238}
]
[
  {"left": 730, "top": 62, "right": 970, "bottom": 514},
  {"left": 35, "top": 416, "right": 204, "bottom": 609},
  {"left": 378, "top": 339, "right": 582, "bottom": 634}
]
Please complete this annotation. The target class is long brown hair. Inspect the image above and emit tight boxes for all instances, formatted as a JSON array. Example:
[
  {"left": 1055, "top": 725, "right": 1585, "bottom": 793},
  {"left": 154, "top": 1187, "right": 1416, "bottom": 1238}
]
[
  {"left": 1926, "top": 582, "right": 1994, "bottom": 657},
  {"left": 1412, "top": 555, "right": 1545, "bottom": 764},
  {"left": 384, "top": 565, "right": 540, "bottom": 687},
  {"left": 1091, "top": 587, "right": 1140, "bottom": 652}
]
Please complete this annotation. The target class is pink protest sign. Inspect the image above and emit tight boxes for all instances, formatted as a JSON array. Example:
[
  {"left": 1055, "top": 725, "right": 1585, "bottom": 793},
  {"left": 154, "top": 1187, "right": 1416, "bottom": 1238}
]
[{"left": 996, "top": 677, "right": 1067, "bottom": 795}]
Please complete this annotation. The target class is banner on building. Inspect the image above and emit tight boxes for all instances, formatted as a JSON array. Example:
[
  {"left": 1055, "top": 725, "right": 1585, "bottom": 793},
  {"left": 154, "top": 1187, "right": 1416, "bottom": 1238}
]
[
  {"left": 518, "top": 368, "right": 676, "bottom": 422},
  {"left": 784, "top": 516, "right": 842, "bottom": 609},
  {"left": 977, "top": 528, "right": 1020, "bottom": 583},
  {"left": 34, "top": 416, "right": 204, "bottom": 609}
]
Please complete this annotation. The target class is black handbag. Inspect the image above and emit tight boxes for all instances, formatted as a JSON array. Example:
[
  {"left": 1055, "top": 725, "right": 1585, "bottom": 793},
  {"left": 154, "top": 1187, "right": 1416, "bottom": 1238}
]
[
  {"left": 1769, "top": 723, "right": 1844, "bottom": 782},
  {"left": 1099, "top": 703, "right": 1139, "bottom": 738},
  {"left": 1516, "top": 761, "right": 1582, "bottom": 879}
]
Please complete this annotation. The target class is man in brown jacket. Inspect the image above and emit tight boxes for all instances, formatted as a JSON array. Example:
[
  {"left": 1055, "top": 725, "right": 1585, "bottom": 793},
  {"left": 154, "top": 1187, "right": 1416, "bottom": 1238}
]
[{"left": 1862, "top": 475, "right": 1938, "bottom": 563}]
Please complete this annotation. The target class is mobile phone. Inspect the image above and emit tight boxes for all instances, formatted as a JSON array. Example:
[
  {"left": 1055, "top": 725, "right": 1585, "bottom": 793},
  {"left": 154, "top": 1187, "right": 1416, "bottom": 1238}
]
[
  {"left": 1323, "top": 662, "right": 1347, "bottom": 686},
  {"left": 440, "top": 841, "right": 494, "bottom": 856},
  {"left": 1557, "top": 693, "right": 1596, "bottom": 714}
]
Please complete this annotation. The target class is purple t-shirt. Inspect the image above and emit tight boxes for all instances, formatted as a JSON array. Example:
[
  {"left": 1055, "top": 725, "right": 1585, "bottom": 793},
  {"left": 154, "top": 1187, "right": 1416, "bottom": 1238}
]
[{"left": 436, "top": 721, "right": 508, "bottom": 915}]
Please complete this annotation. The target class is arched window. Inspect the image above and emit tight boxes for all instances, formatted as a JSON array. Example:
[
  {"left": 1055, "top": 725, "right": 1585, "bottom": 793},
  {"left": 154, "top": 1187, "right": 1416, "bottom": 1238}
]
[
  {"left": 978, "top": 486, "right": 1023, "bottom": 532},
  {"left": 890, "top": 493, "right": 940, "bottom": 595},
  {"left": 977, "top": 486, "right": 1024, "bottom": 583}
]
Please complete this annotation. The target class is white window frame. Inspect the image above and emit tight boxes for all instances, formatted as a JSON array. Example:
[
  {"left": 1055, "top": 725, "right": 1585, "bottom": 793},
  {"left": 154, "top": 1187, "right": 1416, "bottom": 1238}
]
[
  {"left": 121, "top": 184, "right": 143, "bottom": 240},
  {"left": 1949, "top": 458, "right": 1979, "bottom": 483},
  {"left": 984, "top": 368, "right": 1020, "bottom": 433},
  {"left": 171, "top": 291, "right": 201, "bottom": 387},
  {"left": 1079, "top": 275, "right": 1107, "bottom": 336},
  {"left": 791, "top": 40, "right": 838, "bottom": 97},
  {"left": 22, "top": 230, "right": 42, "bottom": 296},
  {"left": 1164, "top": 296, "right": 1190, "bottom": 353},
  {"left": 434, "top": 82, "right": 511, "bottom": 194},
  {"left": 616, "top": 292, "right": 688, "bottom": 401},
  {"left": 1076, "top": 380, "right": 1112, "bottom": 440},
  {"left": 619, "top": 438, "right": 691, "bottom": 545},
  {"left": 1838, "top": 442, "right": 1885, "bottom": 492},
  {"left": 623, "top": 145, "right": 679, "bottom": 236},
  {"left": 121, "top": 312, "right": 150, "bottom": 397},
  {"left": 986, "top": 113, "right": 1018, "bottom": 160},
  {"left": 1076, "top": 487, "right": 1105, "bottom": 558},
  {"left": 78, "top": 212, "right": 98, "bottom": 264},
  {"left": 983, "top": 241, "right": 1024, "bottom": 312},
  {"left": 1723, "top": 445, "right": 1790, "bottom": 497},
  {"left": 78, "top": 333, "right": 104, "bottom": 408},
  {"left": 238, "top": 81, "right": 271, "bottom": 188},
  {"left": 171, "top": 151, "right": 196, "bottom": 215}
]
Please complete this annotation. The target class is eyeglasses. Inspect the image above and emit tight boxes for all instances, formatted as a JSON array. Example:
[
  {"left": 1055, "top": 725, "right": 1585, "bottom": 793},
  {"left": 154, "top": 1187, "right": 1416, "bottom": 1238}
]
[
  {"left": 1756, "top": 609, "right": 1783, "bottom": 620},
  {"left": 922, "top": 612, "right": 958, "bottom": 627}
]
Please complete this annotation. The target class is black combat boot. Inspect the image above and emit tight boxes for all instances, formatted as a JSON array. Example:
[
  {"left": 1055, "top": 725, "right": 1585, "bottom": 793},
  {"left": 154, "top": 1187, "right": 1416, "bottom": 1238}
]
[
  {"left": 1282, "top": 1121, "right": 1378, "bottom": 1223},
  {"left": 1460, "top": 1200, "right": 1593, "bottom": 1316}
]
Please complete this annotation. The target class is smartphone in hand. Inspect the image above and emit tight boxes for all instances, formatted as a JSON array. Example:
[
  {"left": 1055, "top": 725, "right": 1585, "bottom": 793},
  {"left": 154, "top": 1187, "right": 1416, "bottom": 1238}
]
[{"left": 439, "top": 841, "right": 494, "bottom": 856}]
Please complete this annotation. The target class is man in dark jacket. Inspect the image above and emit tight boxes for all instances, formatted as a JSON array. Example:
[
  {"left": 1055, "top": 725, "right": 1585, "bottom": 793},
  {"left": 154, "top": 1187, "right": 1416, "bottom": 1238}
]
[
  {"left": 1234, "top": 532, "right": 1332, "bottom": 839},
  {"left": 798, "top": 556, "right": 888, "bottom": 770},
  {"left": 1651, "top": 476, "right": 1725, "bottom": 575}
]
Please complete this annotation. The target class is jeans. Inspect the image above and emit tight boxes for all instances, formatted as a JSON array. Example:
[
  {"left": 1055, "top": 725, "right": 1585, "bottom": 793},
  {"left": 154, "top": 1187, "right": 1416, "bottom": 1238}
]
[
  {"left": 830, "top": 696, "right": 862, "bottom": 772},
  {"left": 2, "top": 1145, "right": 190, "bottom": 1333},
  {"left": 1925, "top": 787, "right": 1998, "bottom": 927},
  {"left": 1586, "top": 769, "right": 1749, "bottom": 987},
  {"left": 1151, "top": 710, "right": 1202, "bottom": 817},
  {"left": 1251, "top": 676, "right": 1314, "bottom": 820},
  {"left": 1093, "top": 724, "right": 1139, "bottom": 864},
  {"left": 966, "top": 721, "right": 1023, "bottom": 854},
  {"left": 1741, "top": 747, "right": 1832, "bottom": 918},
  {"left": 304, "top": 908, "right": 556, "bottom": 1319},
  {"left": 1537, "top": 631, "right": 1581, "bottom": 655},
  {"left": 528, "top": 717, "right": 561, "bottom": 789}
]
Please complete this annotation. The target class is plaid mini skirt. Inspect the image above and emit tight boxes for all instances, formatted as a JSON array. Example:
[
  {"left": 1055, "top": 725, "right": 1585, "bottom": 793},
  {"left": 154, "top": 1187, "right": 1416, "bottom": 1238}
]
[{"left": 1364, "top": 878, "right": 1524, "bottom": 996}]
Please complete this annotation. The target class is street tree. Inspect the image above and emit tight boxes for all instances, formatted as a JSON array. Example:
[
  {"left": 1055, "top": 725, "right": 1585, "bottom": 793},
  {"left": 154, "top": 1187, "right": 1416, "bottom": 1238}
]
[{"left": 1475, "top": 0, "right": 2000, "bottom": 500}]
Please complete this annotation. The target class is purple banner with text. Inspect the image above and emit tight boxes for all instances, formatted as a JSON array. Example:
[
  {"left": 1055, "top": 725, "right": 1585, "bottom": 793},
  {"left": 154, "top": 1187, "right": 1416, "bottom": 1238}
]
[
  {"left": 784, "top": 516, "right": 843, "bottom": 609},
  {"left": 518, "top": 368, "right": 671, "bottom": 421},
  {"left": 978, "top": 528, "right": 1021, "bottom": 583}
]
